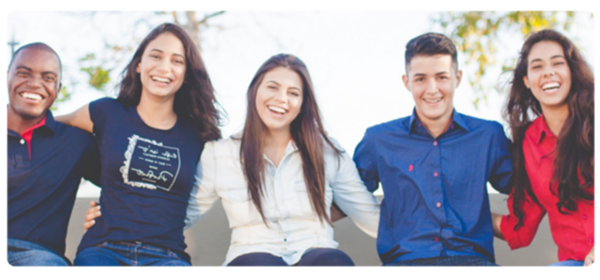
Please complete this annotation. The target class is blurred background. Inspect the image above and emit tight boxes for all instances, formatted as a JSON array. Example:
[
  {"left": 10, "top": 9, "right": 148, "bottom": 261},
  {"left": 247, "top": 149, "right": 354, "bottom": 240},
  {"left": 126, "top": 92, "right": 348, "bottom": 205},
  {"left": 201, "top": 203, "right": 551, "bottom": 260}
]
[{"left": 4, "top": 9, "right": 595, "bottom": 267}]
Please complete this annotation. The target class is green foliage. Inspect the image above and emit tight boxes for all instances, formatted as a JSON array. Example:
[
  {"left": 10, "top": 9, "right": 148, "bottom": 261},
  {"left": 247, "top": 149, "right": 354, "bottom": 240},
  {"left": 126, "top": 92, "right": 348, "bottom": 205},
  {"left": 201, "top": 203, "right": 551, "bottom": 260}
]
[
  {"left": 50, "top": 85, "right": 72, "bottom": 111},
  {"left": 433, "top": 11, "right": 579, "bottom": 108},
  {"left": 80, "top": 66, "right": 112, "bottom": 90}
]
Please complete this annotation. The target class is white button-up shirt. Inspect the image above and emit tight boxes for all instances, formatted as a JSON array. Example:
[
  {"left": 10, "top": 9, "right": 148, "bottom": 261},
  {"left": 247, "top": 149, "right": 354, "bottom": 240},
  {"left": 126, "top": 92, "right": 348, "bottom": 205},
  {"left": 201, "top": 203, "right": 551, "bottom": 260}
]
[{"left": 186, "top": 134, "right": 380, "bottom": 265}]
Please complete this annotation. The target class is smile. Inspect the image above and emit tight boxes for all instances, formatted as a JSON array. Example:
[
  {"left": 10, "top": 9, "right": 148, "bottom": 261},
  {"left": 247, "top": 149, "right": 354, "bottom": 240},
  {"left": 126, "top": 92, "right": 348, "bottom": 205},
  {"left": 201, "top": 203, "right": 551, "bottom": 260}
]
[
  {"left": 542, "top": 82, "right": 561, "bottom": 92},
  {"left": 151, "top": 76, "right": 171, "bottom": 84},
  {"left": 20, "top": 92, "right": 44, "bottom": 101},
  {"left": 268, "top": 105, "right": 287, "bottom": 115},
  {"left": 424, "top": 97, "right": 443, "bottom": 103}
]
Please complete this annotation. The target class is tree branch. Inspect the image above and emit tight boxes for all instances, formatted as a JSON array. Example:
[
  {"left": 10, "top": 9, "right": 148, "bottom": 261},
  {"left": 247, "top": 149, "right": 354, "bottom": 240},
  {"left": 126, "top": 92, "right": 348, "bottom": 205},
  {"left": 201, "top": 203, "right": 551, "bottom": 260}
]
[{"left": 197, "top": 8, "right": 227, "bottom": 26}]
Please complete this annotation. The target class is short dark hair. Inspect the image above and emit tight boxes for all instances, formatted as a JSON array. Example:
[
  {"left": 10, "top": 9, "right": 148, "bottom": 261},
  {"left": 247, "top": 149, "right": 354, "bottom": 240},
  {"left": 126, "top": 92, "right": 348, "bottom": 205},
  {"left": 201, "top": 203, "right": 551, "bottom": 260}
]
[
  {"left": 8, "top": 42, "right": 63, "bottom": 81},
  {"left": 404, "top": 33, "right": 458, "bottom": 72}
]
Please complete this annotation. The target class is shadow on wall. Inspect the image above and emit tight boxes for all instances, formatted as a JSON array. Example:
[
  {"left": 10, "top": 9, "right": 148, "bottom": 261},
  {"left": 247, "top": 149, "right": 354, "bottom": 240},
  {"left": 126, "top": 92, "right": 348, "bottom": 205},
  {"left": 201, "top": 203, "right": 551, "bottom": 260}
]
[{"left": 65, "top": 194, "right": 558, "bottom": 266}]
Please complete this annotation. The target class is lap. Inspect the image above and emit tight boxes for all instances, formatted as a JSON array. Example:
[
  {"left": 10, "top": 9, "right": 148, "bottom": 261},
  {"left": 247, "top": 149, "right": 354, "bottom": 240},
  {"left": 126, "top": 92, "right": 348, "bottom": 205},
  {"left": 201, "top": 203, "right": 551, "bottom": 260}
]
[
  {"left": 548, "top": 260, "right": 584, "bottom": 266},
  {"left": 74, "top": 242, "right": 190, "bottom": 266},
  {"left": 8, "top": 238, "right": 69, "bottom": 266},
  {"left": 296, "top": 248, "right": 354, "bottom": 266},
  {"left": 227, "top": 252, "right": 288, "bottom": 266},
  {"left": 389, "top": 255, "right": 497, "bottom": 266}
]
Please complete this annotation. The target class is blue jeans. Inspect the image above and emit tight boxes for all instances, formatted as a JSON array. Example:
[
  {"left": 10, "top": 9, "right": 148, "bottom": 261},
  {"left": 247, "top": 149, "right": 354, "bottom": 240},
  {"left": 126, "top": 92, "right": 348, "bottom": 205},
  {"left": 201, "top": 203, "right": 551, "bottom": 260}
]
[
  {"left": 548, "top": 260, "right": 584, "bottom": 266},
  {"left": 386, "top": 255, "right": 497, "bottom": 266},
  {"left": 7, "top": 238, "right": 69, "bottom": 266},
  {"left": 74, "top": 241, "right": 190, "bottom": 266}
]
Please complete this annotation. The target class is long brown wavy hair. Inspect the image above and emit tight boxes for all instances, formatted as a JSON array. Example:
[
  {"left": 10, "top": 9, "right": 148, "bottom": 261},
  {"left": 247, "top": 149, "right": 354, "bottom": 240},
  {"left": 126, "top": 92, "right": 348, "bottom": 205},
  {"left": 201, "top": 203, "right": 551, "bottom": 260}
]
[
  {"left": 503, "top": 29, "right": 594, "bottom": 229},
  {"left": 117, "top": 23, "right": 222, "bottom": 141},
  {"left": 240, "top": 54, "right": 341, "bottom": 225}
]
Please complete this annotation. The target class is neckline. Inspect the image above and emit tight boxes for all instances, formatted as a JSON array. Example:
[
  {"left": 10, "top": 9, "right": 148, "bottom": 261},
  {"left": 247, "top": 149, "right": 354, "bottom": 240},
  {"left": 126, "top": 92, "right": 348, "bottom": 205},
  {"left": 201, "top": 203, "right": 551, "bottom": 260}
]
[{"left": 131, "top": 105, "right": 180, "bottom": 132}]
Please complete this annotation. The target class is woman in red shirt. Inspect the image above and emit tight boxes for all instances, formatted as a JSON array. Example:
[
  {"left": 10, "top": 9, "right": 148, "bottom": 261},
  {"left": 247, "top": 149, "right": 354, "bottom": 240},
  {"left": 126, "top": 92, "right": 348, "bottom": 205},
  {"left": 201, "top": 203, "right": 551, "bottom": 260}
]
[{"left": 491, "top": 29, "right": 594, "bottom": 266}]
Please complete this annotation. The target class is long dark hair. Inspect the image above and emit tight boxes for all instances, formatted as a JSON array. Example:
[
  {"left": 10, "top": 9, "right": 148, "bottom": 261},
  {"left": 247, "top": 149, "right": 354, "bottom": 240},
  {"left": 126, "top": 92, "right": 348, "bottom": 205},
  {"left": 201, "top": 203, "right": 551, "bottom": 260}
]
[
  {"left": 117, "top": 23, "right": 221, "bottom": 141},
  {"left": 240, "top": 54, "right": 341, "bottom": 225},
  {"left": 504, "top": 29, "right": 594, "bottom": 229}
]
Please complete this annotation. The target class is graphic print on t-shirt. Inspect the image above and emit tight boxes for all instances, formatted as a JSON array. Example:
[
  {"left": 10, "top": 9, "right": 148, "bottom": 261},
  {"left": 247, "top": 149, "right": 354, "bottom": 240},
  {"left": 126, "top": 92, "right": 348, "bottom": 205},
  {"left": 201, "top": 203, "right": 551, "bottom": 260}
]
[{"left": 120, "top": 134, "right": 181, "bottom": 191}]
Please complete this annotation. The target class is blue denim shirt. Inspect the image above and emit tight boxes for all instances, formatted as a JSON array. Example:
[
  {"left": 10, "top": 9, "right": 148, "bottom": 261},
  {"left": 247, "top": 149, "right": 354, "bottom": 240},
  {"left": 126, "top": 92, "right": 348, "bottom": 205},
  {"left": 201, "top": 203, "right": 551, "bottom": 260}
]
[{"left": 353, "top": 109, "right": 512, "bottom": 264}]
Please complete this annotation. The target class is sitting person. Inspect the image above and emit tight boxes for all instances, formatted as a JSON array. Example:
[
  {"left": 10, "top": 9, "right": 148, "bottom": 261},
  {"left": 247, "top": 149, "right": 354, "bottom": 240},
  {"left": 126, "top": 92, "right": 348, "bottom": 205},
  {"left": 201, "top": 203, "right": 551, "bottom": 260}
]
[
  {"left": 353, "top": 33, "right": 513, "bottom": 266},
  {"left": 7, "top": 42, "right": 100, "bottom": 266},
  {"left": 491, "top": 29, "right": 594, "bottom": 266},
  {"left": 56, "top": 23, "right": 222, "bottom": 266}
]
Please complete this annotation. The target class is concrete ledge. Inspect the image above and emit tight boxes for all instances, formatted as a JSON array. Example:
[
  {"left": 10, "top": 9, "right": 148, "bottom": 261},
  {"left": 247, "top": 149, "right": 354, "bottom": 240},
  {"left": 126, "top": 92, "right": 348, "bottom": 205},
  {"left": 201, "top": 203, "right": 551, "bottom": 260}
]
[{"left": 65, "top": 194, "right": 557, "bottom": 266}]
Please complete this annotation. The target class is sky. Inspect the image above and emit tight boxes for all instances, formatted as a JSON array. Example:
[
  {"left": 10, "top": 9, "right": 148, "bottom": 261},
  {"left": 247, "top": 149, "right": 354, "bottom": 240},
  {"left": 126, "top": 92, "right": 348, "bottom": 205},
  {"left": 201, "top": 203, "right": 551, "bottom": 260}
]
[{"left": 5, "top": 9, "right": 594, "bottom": 197}]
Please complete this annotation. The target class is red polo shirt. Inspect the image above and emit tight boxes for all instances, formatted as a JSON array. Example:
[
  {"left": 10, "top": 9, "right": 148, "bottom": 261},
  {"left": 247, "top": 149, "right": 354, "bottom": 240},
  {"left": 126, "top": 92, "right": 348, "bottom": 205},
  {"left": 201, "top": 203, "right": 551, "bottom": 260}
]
[{"left": 500, "top": 116, "right": 594, "bottom": 262}]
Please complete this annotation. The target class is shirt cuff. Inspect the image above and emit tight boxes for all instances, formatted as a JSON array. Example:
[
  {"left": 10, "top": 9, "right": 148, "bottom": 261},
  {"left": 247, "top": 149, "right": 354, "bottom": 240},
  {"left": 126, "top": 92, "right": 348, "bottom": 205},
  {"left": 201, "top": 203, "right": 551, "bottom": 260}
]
[{"left": 500, "top": 214, "right": 524, "bottom": 250}]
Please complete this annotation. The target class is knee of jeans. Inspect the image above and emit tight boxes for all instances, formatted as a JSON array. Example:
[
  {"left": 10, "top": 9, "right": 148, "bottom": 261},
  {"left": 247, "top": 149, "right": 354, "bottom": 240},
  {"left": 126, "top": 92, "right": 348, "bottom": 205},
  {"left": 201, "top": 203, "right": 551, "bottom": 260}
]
[
  {"left": 311, "top": 249, "right": 354, "bottom": 265},
  {"left": 73, "top": 247, "right": 122, "bottom": 269},
  {"left": 9, "top": 249, "right": 69, "bottom": 266},
  {"left": 160, "top": 259, "right": 191, "bottom": 266}
]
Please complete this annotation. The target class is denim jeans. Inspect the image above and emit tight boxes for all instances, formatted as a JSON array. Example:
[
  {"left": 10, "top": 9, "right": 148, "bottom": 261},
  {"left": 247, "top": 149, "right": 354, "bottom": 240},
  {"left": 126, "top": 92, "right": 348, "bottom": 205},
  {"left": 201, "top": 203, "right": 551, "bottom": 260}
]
[
  {"left": 8, "top": 238, "right": 69, "bottom": 266},
  {"left": 548, "top": 260, "right": 584, "bottom": 266},
  {"left": 386, "top": 255, "right": 498, "bottom": 266},
  {"left": 73, "top": 241, "right": 190, "bottom": 266}
]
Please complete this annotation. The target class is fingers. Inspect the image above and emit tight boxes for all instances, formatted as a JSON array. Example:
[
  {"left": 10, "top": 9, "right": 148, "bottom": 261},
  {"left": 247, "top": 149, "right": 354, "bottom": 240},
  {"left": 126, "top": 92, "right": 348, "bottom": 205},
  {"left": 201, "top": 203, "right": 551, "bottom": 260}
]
[
  {"left": 83, "top": 220, "right": 95, "bottom": 230},
  {"left": 83, "top": 201, "right": 101, "bottom": 230}
]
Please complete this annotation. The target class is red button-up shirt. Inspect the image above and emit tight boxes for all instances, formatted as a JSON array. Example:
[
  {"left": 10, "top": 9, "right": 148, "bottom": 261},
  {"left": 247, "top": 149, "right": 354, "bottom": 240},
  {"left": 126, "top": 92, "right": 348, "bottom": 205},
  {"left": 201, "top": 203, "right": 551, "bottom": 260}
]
[{"left": 500, "top": 116, "right": 594, "bottom": 261}]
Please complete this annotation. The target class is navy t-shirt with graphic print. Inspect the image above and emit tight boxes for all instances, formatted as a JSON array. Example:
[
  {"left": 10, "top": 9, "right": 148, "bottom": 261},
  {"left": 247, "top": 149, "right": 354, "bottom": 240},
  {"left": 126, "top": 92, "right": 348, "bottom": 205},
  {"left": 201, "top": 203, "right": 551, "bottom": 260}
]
[{"left": 77, "top": 97, "right": 204, "bottom": 263}]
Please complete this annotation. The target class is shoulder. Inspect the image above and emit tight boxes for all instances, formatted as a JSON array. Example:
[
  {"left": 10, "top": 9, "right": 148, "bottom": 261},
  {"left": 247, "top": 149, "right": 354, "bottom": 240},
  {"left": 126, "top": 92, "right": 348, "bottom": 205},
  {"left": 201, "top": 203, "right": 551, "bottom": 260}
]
[
  {"left": 459, "top": 113, "right": 505, "bottom": 135},
  {"left": 52, "top": 121, "right": 96, "bottom": 145},
  {"left": 203, "top": 135, "right": 240, "bottom": 158},
  {"left": 89, "top": 97, "right": 126, "bottom": 113},
  {"left": 362, "top": 116, "right": 411, "bottom": 141}
]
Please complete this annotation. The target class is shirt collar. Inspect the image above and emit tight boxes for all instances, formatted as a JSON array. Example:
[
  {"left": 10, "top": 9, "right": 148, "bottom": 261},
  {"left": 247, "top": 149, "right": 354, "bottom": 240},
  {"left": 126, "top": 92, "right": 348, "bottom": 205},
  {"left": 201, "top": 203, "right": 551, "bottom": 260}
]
[
  {"left": 409, "top": 108, "right": 470, "bottom": 134},
  {"left": 7, "top": 110, "right": 57, "bottom": 137},
  {"left": 530, "top": 114, "right": 554, "bottom": 145}
]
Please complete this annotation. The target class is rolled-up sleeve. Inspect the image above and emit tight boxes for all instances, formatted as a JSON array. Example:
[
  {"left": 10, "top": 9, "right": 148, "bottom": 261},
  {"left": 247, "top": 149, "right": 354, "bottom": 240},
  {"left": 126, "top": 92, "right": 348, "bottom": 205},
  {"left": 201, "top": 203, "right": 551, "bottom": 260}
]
[
  {"left": 500, "top": 189, "right": 546, "bottom": 249},
  {"left": 331, "top": 148, "right": 380, "bottom": 238},
  {"left": 185, "top": 141, "right": 220, "bottom": 230}
]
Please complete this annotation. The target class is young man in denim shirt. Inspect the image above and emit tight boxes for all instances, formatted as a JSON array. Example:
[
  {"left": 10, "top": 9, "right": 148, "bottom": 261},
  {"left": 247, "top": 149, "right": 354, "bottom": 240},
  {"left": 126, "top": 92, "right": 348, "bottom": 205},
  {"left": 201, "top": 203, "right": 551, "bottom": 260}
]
[{"left": 353, "top": 33, "right": 513, "bottom": 266}]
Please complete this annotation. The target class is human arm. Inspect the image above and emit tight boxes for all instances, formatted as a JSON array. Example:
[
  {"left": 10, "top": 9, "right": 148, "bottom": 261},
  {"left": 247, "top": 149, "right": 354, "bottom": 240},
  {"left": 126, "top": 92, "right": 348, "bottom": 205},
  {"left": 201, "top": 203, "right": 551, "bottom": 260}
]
[
  {"left": 83, "top": 201, "right": 101, "bottom": 230},
  {"left": 491, "top": 212, "right": 504, "bottom": 240},
  {"left": 330, "top": 145, "right": 380, "bottom": 238},
  {"left": 185, "top": 142, "right": 220, "bottom": 230},
  {"left": 54, "top": 104, "right": 94, "bottom": 133},
  {"left": 584, "top": 246, "right": 595, "bottom": 266},
  {"left": 488, "top": 122, "right": 513, "bottom": 194},
  {"left": 498, "top": 189, "right": 547, "bottom": 249}
]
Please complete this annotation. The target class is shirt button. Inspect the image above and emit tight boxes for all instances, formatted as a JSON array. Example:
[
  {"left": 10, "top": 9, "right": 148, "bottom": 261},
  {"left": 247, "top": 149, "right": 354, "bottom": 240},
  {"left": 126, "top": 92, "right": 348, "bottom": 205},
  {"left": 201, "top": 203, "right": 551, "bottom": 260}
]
[
  {"left": 434, "top": 171, "right": 439, "bottom": 177},
  {"left": 436, "top": 202, "right": 441, "bottom": 208},
  {"left": 20, "top": 139, "right": 25, "bottom": 145},
  {"left": 582, "top": 215, "right": 587, "bottom": 220},
  {"left": 434, "top": 237, "right": 439, "bottom": 242},
  {"left": 589, "top": 238, "right": 594, "bottom": 243},
  {"left": 433, "top": 141, "right": 438, "bottom": 146}
]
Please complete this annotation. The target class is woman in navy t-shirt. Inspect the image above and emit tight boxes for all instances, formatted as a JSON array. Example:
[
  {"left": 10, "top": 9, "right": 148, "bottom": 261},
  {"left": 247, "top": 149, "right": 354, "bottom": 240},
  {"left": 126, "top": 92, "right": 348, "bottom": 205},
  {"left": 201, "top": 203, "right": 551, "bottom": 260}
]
[{"left": 56, "top": 23, "right": 221, "bottom": 266}]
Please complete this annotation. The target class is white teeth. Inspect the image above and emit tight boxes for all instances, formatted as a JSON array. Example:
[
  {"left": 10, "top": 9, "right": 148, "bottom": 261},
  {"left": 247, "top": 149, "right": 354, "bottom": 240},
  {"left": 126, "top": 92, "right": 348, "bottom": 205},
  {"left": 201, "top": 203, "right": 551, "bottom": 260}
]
[
  {"left": 22, "top": 93, "right": 42, "bottom": 100},
  {"left": 424, "top": 97, "right": 442, "bottom": 103},
  {"left": 268, "top": 106, "right": 286, "bottom": 114},
  {"left": 543, "top": 82, "right": 560, "bottom": 91},
  {"left": 152, "top": 76, "right": 170, "bottom": 84}
]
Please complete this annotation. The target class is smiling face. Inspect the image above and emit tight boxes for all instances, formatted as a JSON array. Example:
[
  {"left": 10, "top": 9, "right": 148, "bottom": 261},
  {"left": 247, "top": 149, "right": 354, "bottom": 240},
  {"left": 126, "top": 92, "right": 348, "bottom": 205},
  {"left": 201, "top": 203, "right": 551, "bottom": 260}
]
[
  {"left": 402, "top": 54, "right": 461, "bottom": 126},
  {"left": 136, "top": 32, "right": 186, "bottom": 100},
  {"left": 523, "top": 40, "right": 572, "bottom": 112},
  {"left": 7, "top": 48, "right": 61, "bottom": 121},
  {"left": 255, "top": 67, "right": 303, "bottom": 134}
]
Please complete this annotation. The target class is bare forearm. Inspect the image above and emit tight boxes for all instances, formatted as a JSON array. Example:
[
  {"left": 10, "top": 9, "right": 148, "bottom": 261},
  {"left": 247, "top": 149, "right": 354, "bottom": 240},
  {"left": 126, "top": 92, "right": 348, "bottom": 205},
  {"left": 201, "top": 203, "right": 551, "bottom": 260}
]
[{"left": 491, "top": 212, "right": 505, "bottom": 240}]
